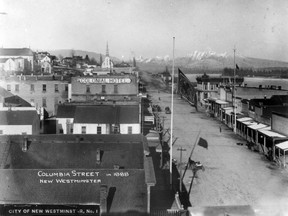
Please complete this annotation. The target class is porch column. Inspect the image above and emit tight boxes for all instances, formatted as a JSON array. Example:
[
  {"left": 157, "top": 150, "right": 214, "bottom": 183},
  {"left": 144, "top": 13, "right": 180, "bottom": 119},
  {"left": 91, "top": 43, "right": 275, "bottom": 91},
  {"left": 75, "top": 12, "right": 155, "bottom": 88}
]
[{"left": 147, "top": 185, "right": 151, "bottom": 213}]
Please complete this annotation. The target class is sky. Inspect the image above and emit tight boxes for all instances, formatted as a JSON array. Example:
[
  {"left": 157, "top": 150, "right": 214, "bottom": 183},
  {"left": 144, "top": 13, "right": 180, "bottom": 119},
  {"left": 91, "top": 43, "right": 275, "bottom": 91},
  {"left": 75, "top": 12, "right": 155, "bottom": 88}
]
[{"left": 0, "top": 0, "right": 288, "bottom": 61}]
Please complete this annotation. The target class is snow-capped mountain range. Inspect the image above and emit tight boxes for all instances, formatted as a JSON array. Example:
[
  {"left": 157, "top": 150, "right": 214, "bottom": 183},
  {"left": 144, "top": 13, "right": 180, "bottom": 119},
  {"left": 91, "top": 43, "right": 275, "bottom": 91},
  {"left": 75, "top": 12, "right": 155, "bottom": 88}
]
[{"left": 136, "top": 50, "right": 288, "bottom": 69}]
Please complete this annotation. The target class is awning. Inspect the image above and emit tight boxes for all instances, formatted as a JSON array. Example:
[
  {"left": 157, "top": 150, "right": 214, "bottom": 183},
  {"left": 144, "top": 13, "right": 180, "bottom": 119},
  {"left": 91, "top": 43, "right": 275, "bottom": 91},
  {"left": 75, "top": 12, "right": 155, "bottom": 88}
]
[
  {"left": 215, "top": 100, "right": 229, "bottom": 105},
  {"left": 258, "top": 129, "right": 286, "bottom": 138},
  {"left": 237, "top": 117, "right": 252, "bottom": 122},
  {"left": 225, "top": 109, "right": 234, "bottom": 115},
  {"left": 248, "top": 123, "right": 268, "bottom": 130},
  {"left": 223, "top": 107, "right": 233, "bottom": 110},
  {"left": 208, "top": 97, "right": 218, "bottom": 102},
  {"left": 276, "top": 141, "right": 288, "bottom": 150},
  {"left": 242, "top": 121, "right": 257, "bottom": 126}
]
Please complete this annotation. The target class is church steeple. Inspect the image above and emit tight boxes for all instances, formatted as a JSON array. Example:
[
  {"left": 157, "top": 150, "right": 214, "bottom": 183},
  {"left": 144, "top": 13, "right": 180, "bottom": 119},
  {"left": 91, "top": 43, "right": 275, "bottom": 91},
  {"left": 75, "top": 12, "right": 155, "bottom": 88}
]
[{"left": 106, "top": 42, "right": 109, "bottom": 57}]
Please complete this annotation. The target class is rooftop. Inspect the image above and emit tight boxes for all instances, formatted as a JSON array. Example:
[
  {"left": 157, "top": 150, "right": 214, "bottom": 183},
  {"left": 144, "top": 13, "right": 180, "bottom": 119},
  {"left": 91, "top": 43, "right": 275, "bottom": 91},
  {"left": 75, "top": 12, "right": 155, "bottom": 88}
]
[
  {"left": 0, "top": 48, "right": 34, "bottom": 56},
  {"left": 57, "top": 105, "right": 139, "bottom": 124},
  {"left": 0, "top": 110, "right": 38, "bottom": 125},
  {"left": 0, "top": 75, "right": 71, "bottom": 82},
  {"left": 0, "top": 134, "right": 152, "bottom": 211},
  {"left": 0, "top": 134, "right": 148, "bottom": 169}
]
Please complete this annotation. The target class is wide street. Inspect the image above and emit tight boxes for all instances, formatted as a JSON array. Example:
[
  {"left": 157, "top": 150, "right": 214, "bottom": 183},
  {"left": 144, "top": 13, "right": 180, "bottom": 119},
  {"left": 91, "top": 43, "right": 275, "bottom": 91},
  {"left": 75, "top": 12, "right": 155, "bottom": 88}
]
[{"left": 148, "top": 88, "right": 288, "bottom": 215}]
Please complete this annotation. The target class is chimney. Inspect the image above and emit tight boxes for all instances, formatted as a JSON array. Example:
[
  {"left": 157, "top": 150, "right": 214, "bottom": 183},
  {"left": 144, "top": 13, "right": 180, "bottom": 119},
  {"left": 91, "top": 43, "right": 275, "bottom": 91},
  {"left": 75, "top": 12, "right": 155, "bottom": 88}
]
[
  {"left": 22, "top": 137, "right": 28, "bottom": 152},
  {"left": 100, "top": 185, "right": 108, "bottom": 214},
  {"left": 96, "top": 148, "right": 101, "bottom": 164}
]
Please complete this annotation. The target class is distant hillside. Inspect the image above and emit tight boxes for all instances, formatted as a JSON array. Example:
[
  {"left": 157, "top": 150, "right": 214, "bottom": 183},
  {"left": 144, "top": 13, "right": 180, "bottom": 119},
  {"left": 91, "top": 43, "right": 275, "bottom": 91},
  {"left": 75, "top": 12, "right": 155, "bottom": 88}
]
[{"left": 49, "top": 49, "right": 121, "bottom": 63}]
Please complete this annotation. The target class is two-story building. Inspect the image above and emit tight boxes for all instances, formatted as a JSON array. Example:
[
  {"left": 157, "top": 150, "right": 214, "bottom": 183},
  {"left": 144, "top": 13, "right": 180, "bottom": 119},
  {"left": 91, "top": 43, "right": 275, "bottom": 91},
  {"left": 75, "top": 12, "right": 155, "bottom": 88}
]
[{"left": 56, "top": 103, "right": 141, "bottom": 135}]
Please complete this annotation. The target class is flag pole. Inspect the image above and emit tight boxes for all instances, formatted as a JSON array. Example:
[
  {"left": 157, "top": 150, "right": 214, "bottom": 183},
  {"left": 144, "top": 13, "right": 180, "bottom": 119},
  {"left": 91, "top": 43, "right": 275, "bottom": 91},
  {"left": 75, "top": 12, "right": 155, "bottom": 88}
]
[
  {"left": 170, "top": 37, "right": 175, "bottom": 186},
  {"left": 233, "top": 46, "right": 236, "bottom": 133}
]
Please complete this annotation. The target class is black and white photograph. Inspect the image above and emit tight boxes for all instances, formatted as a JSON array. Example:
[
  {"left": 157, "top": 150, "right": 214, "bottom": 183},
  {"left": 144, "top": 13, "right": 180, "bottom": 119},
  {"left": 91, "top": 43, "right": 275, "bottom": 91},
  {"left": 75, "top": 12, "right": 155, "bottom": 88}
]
[{"left": 0, "top": 0, "right": 288, "bottom": 215}]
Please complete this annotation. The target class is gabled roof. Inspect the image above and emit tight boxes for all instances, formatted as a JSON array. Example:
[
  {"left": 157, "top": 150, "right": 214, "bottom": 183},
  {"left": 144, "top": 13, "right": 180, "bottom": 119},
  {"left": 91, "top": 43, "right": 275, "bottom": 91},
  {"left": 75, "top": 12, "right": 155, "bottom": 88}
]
[
  {"left": 4, "top": 95, "right": 32, "bottom": 107},
  {"left": 0, "top": 86, "right": 13, "bottom": 98},
  {"left": 56, "top": 105, "right": 76, "bottom": 118},
  {"left": 0, "top": 58, "right": 9, "bottom": 63},
  {"left": 0, "top": 48, "right": 33, "bottom": 56},
  {"left": 0, "top": 110, "right": 38, "bottom": 125}
]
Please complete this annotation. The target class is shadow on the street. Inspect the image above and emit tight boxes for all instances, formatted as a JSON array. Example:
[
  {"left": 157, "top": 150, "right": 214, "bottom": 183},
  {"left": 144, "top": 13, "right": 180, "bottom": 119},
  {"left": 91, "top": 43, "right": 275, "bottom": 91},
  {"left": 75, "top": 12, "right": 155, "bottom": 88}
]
[{"left": 149, "top": 146, "right": 192, "bottom": 211}]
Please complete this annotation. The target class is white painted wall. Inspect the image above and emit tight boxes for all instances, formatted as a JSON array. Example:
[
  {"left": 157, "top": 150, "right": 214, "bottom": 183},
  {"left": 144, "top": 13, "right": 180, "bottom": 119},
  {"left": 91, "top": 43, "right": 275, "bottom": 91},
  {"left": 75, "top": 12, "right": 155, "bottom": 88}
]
[
  {"left": 56, "top": 118, "right": 74, "bottom": 134},
  {"left": 73, "top": 123, "right": 108, "bottom": 134},
  {"left": 0, "top": 125, "right": 32, "bottom": 135},
  {"left": 120, "top": 124, "right": 140, "bottom": 134}
]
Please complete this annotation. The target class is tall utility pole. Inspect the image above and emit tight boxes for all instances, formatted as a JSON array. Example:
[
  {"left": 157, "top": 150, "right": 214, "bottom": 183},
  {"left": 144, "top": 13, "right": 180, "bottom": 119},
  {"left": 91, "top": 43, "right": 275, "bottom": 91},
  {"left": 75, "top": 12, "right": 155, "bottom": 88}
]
[
  {"left": 170, "top": 37, "right": 175, "bottom": 186},
  {"left": 233, "top": 47, "right": 237, "bottom": 133},
  {"left": 177, "top": 147, "right": 186, "bottom": 192}
]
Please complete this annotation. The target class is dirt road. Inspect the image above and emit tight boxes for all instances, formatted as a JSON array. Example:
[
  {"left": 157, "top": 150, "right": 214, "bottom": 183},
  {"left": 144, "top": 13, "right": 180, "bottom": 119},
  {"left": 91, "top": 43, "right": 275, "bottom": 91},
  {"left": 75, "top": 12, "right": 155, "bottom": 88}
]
[{"left": 148, "top": 88, "right": 288, "bottom": 215}]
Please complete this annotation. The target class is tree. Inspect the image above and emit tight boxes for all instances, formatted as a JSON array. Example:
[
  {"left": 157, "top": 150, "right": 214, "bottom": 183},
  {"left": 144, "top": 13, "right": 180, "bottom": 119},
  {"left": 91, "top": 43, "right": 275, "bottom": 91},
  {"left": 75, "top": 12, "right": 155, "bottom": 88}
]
[
  {"left": 71, "top": 49, "right": 75, "bottom": 57},
  {"left": 133, "top": 57, "right": 136, "bottom": 67},
  {"left": 90, "top": 57, "right": 97, "bottom": 65},
  {"left": 84, "top": 55, "right": 90, "bottom": 63},
  {"left": 99, "top": 54, "right": 103, "bottom": 65}
]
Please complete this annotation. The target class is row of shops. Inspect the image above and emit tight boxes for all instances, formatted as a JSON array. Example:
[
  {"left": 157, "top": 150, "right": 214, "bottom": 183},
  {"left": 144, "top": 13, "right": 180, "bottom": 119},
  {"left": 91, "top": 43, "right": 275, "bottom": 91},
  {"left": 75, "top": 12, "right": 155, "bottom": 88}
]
[{"left": 207, "top": 98, "right": 288, "bottom": 167}]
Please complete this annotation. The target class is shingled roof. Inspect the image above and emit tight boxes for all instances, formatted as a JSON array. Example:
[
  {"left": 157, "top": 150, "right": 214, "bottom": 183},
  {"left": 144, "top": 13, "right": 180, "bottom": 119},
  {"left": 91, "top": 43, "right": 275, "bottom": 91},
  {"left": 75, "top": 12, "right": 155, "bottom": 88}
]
[
  {"left": 0, "top": 110, "right": 38, "bottom": 125},
  {"left": 57, "top": 105, "right": 139, "bottom": 124},
  {"left": 0, "top": 134, "right": 153, "bottom": 211}
]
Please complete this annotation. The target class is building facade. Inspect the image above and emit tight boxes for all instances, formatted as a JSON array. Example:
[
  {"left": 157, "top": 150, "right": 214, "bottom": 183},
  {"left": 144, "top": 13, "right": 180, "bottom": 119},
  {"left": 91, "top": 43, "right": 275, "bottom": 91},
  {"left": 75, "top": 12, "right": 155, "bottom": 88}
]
[
  {"left": 56, "top": 104, "right": 141, "bottom": 135},
  {"left": 0, "top": 108, "right": 40, "bottom": 135},
  {"left": 0, "top": 48, "right": 34, "bottom": 73},
  {"left": 70, "top": 74, "right": 138, "bottom": 102},
  {"left": 0, "top": 75, "right": 70, "bottom": 116}
]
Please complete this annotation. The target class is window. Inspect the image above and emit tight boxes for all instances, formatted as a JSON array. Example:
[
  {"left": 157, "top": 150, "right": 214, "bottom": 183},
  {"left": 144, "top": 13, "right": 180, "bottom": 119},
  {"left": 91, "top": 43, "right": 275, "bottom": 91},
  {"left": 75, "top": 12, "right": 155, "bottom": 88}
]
[
  {"left": 102, "top": 85, "right": 106, "bottom": 93},
  {"left": 113, "top": 125, "right": 119, "bottom": 134},
  {"left": 97, "top": 126, "right": 102, "bottom": 134},
  {"left": 42, "top": 84, "right": 46, "bottom": 92},
  {"left": 70, "top": 128, "right": 73, "bottom": 134},
  {"left": 42, "top": 98, "right": 47, "bottom": 107},
  {"left": 128, "top": 126, "right": 132, "bottom": 134},
  {"left": 7, "top": 84, "right": 11, "bottom": 91},
  {"left": 114, "top": 85, "right": 118, "bottom": 93},
  {"left": 30, "top": 84, "right": 35, "bottom": 91},
  {"left": 15, "top": 84, "right": 19, "bottom": 92},
  {"left": 55, "top": 84, "right": 59, "bottom": 92},
  {"left": 59, "top": 129, "right": 63, "bottom": 134},
  {"left": 86, "top": 85, "right": 90, "bottom": 93},
  {"left": 65, "top": 84, "right": 68, "bottom": 92},
  {"left": 81, "top": 126, "right": 86, "bottom": 134}
]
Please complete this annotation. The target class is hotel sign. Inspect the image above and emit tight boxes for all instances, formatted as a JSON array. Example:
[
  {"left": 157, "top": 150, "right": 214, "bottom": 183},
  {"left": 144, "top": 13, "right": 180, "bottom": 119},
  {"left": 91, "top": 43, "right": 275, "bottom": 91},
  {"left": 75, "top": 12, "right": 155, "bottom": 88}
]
[{"left": 77, "top": 77, "right": 131, "bottom": 84}]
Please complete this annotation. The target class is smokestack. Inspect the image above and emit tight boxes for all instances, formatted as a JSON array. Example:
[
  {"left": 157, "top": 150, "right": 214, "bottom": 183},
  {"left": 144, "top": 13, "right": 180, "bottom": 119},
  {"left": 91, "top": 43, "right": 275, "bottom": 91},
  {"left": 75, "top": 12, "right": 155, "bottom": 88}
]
[
  {"left": 22, "top": 137, "right": 28, "bottom": 152},
  {"left": 100, "top": 185, "right": 108, "bottom": 213}
]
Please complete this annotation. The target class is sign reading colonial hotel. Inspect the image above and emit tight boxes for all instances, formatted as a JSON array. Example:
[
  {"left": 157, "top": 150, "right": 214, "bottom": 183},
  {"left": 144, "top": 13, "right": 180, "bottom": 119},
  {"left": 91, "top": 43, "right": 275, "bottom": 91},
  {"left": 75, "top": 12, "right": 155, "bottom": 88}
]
[{"left": 77, "top": 77, "right": 132, "bottom": 84}]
